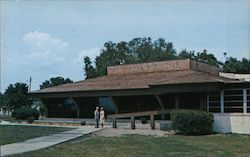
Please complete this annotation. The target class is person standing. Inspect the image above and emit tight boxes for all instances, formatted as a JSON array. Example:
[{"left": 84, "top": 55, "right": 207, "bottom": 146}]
[
  {"left": 100, "top": 107, "right": 105, "bottom": 128},
  {"left": 94, "top": 106, "right": 100, "bottom": 128}
]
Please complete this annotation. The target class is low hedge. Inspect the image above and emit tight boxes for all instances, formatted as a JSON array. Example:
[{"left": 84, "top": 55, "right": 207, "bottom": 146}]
[
  {"left": 171, "top": 110, "right": 214, "bottom": 135},
  {"left": 12, "top": 107, "right": 40, "bottom": 120}
]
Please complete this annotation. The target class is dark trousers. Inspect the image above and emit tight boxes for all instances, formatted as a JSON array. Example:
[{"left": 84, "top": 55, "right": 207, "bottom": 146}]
[{"left": 95, "top": 119, "right": 99, "bottom": 128}]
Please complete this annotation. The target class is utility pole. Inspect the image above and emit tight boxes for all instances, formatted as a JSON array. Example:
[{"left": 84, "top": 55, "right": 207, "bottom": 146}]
[{"left": 29, "top": 77, "right": 32, "bottom": 92}]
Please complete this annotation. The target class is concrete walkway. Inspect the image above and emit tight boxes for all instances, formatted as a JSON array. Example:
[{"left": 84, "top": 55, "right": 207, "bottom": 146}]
[{"left": 0, "top": 126, "right": 101, "bottom": 156}]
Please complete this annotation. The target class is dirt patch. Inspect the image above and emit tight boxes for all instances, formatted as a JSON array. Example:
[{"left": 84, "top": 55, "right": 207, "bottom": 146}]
[{"left": 92, "top": 127, "right": 174, "bottom": 137}]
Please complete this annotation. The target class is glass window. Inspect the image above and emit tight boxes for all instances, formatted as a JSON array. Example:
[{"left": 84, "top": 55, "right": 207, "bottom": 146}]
[
  {"left": 208, "top": 92, "right": 220, "bottom": 113},
  {"left": 224, "top": 89, "right": 243, "bottom": 113}
]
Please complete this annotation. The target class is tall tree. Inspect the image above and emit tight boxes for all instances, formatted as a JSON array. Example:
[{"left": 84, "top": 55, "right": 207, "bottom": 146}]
[
  {"left": 0, "top": 92, "right": 3, "bottom": 108},
  {"left": 195, "top": 49, "right": 222, "bottom": 66},
  {"left": 178, "top": 49, "right": 195, "bottom": 59},
  {"left": 3, "top": 83, "right": 31, "bottom": 111},
  {"left": 85, "top": 37, "right": 177, "bottom": 77},
  {"left": 84, "top": 56, "right": 98, "bottom": 79},
  {"left": 40, "top": 77, "right": 73, "bottom": 89},
  {"left": 178, "top": 49, "right": 221, "bottom": 66},
  {"left": 223, "top": 57, "right": 250, "bottom": 74},
  {"left": 83, "top": 37, "right": 249, "bottom": 78}
]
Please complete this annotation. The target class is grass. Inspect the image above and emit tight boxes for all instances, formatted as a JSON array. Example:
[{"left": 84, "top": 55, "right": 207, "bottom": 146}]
[
  {"left": 9, "top": 133, "right": 250, "bottom": 157},
  {"left": 0, "top": 115, "right": 25, "bottom": 123},
  {"left": 0, "top": 125, "right": 73, "bottom": 145}
]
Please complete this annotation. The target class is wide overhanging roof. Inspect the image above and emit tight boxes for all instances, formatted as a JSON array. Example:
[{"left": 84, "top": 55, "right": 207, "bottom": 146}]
[{"left": 30, "top": 59, "right": 246, "bottom": 97}]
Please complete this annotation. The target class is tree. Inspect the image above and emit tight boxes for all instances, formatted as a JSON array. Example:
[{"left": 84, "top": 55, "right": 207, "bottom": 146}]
[
  {"left": 195, "top": 49, "right": 222, "bottom": 66},
  {"left": 0, "top": 92, "right": 3, "bottom": 108},
  {"left": 178, "top": 49, "right": 222, "bottom": 66},
  {"left": 223, "top": 57, "right": 250, "bottom": 74},
  {"left": 84, "top": 37, "right": 178, "bottom": 77},
  {"left": 83, "top": 37, "right": 249, "bottom": 78},
  {"left": 178, "top": 49, "right": 195, "bottom": 59},
  {"left": 84, "top": 56, "right": 98, "bottom": 79},
  {"left": 40, "top": 77, "right": 73, "bottom": 89},
  {"left": 3, "top": 83, "right": 31, "bottom": 111}
]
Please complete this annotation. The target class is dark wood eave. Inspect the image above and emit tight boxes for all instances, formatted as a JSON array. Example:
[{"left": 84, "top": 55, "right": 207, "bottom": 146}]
[
  {"left": 28, "top": 82, "right": 227, "bottom": 98},
  {"left": 149, "top": 82, "right": 224, "bottom": 94},
  {"left": 28, "top": 88, "right": 152, "bottom": 98}
]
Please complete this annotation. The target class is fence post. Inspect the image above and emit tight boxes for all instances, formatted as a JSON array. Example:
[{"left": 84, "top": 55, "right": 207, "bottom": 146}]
[
  {"left": 113, "top": 118, "right": 117, "bottom": 128},
  {"left": 131, "top": 116, "right": 135, "bottom": 129},
  {"left": 150, "top": 114, "right": 155, "bottom": 130}
]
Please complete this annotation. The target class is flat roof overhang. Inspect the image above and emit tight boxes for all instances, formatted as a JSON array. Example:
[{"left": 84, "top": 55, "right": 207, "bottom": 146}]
[{"left": 29, "top": 82, "right": 228, "bottom": 98}]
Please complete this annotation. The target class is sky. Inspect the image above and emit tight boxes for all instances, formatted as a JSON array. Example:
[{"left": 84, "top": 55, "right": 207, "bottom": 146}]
[{"left": 0, "top": 0, "right": 250, "bottom": 92}]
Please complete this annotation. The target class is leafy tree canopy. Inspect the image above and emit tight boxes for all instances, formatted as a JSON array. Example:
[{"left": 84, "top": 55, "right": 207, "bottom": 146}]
[
  {"left": 84, "top": 56, "right": 99, "bottom": 79},
  {"left": 179, "top": 49, "right": 222, "bottom": 66},
  {"left": 84, "top": 37, "right": 178, "bottom": 77},
  {"left": 3, "top": 83, "right": 31, "bottom": 111},
  {"left": 0, "top": 92, "right": 3, "bottom": 108},
  {"left": 83, "top": 37, "right": 223, "bottom": 78},
  {"left": 40, "top": 76, "right": 73, "bottom": 89},
  {"left": 223, "top": 57, "right": 250, "bottom": 74}
]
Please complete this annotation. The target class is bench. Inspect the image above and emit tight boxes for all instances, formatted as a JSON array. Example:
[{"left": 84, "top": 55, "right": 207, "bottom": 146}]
[{"left": 107, "top": 110, "right": 172, "bottom": 129}]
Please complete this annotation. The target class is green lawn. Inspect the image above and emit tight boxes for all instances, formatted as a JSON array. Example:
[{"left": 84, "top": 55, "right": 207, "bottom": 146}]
[
  {"left": 0, "top": 125, "right": 73, "bottom": 145},
  {"left": 0, "top": 115, "right": 25, "bottom": 123},
  {"left": 9, "top": 134, "right": 250, "bottom": 157}
]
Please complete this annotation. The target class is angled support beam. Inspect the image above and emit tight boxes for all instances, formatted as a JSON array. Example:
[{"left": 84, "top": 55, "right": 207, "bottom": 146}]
[
  {"left": 155, "top": 94, "right": 164, "bottom": 109},
  {"left": 70, "top": 97, "right": 80, "bottom": 118},
  {"left": 109, "top": 96, "right": 118, "bottom": 114},
  {"left": 155, "top": 94, "right": 165, "bottom": 120},
  {"left": 39, "top": 99, "right": 48, "bottom": 117}
]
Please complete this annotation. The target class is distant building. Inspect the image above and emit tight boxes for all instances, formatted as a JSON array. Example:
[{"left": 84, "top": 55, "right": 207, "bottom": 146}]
[
  {"left": 220, "top": 72, "right": 250, "bottom": 82},
  {"left": 30, "top": 59, "right": 250, "bottom": 134}
]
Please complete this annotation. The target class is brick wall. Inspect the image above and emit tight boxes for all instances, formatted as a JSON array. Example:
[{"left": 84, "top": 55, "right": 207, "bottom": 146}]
[
  {"left": 107, "top": 59, "right": 190, "bottom": 75},
  {"left": 190, "top": 60, "right": 219, "bottom": 75},
  {"left": 107, "top": 59, "right": 219, "bottom": 75}
]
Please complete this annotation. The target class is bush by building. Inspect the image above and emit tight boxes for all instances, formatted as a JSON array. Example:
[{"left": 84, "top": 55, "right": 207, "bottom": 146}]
[
  {"left": 12, "top": 107, "right": 40, "bottom": 120},
  {"left": 171, "top": 110, "right": 214, "bottom": 135}
]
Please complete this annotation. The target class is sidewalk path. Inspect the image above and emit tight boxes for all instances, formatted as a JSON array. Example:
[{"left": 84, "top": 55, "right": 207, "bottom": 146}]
[{"left": 0, "top": 126, "right": 101, "bottom": 156}]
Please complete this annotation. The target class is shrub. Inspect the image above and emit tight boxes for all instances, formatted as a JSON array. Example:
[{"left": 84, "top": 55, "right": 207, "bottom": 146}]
[
  {"left": 27, "top": 117, "right": 35, "bottom": 123},
  {"left": 171, "top": 110, "right": 214, "bottom": 135},
  {"left": 12, "top": 107, "right": 40, "bottom": 120}
]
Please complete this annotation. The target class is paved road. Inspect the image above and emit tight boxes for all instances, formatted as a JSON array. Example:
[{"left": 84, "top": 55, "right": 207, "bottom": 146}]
[{"left": 0, "top": 126, "right": 101, "bottom": 157}]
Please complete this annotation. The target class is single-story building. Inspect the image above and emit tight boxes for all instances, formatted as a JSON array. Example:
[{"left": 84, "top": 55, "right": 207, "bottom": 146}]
[{"left": 29, "top": 59, "right": 250, "bottom": 134}]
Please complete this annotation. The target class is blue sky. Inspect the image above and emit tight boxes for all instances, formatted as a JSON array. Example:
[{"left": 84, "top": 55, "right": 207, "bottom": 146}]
[{"left": 1, "top": 0, "right": 250, "bottom": 92}]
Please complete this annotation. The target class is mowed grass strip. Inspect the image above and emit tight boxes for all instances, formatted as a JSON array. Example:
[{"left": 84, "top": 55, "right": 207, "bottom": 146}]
[
  {"left": 0, "top": 125, "right": 73, "bottom": 145},
  {"left": 10, "top": 134, "right": 250, "bottom": 157},
  {"left": 0, "top": 115, "right": 26, "bottom": 123}
]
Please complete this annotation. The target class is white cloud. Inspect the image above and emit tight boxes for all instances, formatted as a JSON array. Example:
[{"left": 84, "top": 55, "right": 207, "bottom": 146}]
[
  {"left": 23, "top": 31, "right": 68, "bottom": 50},
  {"left": 3, "top": 31, "right": 101, "bottom": 91},
  {"left": 20, "top": 31, "right": 70, "bottom": 65},
  {"left": 3, "top": 31, "right": 72, "bottom": 90}
]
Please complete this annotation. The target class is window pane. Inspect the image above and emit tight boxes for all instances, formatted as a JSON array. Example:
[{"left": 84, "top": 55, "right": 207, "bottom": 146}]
[
  {"left": 224, "top": 90, "right": 243, "bottom": 95},
  {"left": 209, "top": 96, "right": 220, "bottom": 101},
  {"left": 224, "top": 96, "right": 243, "bottom": 101},
  {"left": 225, "top": 107, "right": 243, "bottom": 113}
]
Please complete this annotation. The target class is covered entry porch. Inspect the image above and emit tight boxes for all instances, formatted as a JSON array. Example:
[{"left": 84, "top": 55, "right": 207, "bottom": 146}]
[{"left": 32, "top": 82, "right": 219, "bottom": 121}]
